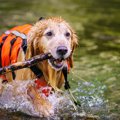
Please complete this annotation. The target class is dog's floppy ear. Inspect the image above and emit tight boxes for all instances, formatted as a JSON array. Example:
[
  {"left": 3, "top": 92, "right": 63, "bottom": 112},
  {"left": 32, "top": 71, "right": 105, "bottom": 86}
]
[
  {"left": 25, "top": 40, "right": 34, "bottom": 60},
  {"left": 72, "top": 31, "right": 78, "bottom": 52},
  {"left": 68, "top": 31, "right": 78, "bottom": 68},
  {"left": 26, "top": 20, "right": 46, "bottom": 60},
  {"left": 25, "top": 27, "right": 37, "bottom": 60}
]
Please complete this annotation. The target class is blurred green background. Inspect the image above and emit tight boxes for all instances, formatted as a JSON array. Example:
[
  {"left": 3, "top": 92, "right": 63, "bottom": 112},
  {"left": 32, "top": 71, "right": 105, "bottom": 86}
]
[{"left": 0, "top": 0, "right": 120, "bottom": 119}]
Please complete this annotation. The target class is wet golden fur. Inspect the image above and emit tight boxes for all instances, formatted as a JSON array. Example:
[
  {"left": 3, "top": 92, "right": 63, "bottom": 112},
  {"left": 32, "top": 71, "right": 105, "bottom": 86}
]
[{"left": 15, "top": 17, "right": 78, "bottom": 90}]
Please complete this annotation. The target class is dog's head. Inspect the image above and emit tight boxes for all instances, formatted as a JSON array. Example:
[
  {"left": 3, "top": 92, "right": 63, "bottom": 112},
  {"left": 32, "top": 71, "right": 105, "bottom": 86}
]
[{"left": 27, "top": 17, "right": 78, "bottom": 70}]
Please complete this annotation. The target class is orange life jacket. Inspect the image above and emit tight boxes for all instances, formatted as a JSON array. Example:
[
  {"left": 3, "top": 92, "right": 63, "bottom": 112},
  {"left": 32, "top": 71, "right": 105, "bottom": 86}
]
[{"left": 0, "top": 24, "right": 32, "bottom": 67}]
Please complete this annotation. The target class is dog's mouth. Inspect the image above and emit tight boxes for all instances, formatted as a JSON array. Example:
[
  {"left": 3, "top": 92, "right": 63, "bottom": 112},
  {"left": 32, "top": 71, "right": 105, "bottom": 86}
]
[{"left": 48, "top": 58, "right": 64, "bottom": 70}]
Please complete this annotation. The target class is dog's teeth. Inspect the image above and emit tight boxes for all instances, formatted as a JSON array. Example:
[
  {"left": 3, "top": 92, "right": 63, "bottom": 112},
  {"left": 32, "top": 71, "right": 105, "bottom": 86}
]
[{"left": 54, "top": 61, "right": 56, "bottom": 64}]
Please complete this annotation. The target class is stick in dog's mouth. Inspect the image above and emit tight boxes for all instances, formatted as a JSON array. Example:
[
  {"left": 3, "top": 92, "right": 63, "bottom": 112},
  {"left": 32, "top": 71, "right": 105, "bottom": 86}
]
[{"left": 0, "top": 52, "right": 69, "bottom": 74}]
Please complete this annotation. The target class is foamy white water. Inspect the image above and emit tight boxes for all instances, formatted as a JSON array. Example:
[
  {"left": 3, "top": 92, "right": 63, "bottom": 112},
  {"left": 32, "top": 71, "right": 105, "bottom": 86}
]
[
  {"left": 0, "top": 79, "right": 106, "bottom": 119},
  {"left": 0, "top": 80, "right": 74, "bottom": 118}
]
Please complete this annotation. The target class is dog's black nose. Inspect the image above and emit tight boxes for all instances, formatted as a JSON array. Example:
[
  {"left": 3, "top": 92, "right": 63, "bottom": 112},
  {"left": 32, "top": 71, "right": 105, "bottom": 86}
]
[{"left": 57, "top": 46, "right": 68, "bottom": 56}]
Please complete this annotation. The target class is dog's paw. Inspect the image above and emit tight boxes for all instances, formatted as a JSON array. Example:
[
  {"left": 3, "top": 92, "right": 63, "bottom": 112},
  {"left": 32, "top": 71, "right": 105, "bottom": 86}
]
[
  {"left": 27, "top": 85, "right": 54, "bottom": 117},
  {"left": 0, "top": 79, "right": 4, "bottom": 95}
]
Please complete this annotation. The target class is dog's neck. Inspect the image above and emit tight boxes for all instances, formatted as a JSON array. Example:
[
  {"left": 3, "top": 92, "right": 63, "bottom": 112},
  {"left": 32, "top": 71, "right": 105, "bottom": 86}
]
[{"left": 38, "top": 60, "right": 64, "bottom": 90}]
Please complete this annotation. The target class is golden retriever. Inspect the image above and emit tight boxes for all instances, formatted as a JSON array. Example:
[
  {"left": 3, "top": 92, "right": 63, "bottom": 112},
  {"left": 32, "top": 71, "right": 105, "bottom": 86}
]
[{"left": 0, "top": 17, "right": 78, "bottom": 117}]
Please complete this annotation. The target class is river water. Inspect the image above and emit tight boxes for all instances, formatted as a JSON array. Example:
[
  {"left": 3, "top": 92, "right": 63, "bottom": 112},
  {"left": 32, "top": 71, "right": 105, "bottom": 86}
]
[{"left": 0, "top": 0, "right": 120, "bottom": 120}]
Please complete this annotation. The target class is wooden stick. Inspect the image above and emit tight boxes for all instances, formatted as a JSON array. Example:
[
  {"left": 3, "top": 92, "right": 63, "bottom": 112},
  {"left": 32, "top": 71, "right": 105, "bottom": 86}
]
[{"left": 0, "top": 53, "right": 52, "bottom": 74}]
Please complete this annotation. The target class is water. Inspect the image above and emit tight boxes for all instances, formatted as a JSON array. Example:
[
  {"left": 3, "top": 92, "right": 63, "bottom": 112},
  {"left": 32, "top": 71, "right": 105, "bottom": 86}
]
[
  {"left": 0, "top": 0, "right": 120, "bottom": 119},
  {"left": 0, "top": 80, "right": 85, "bottom": 119}
]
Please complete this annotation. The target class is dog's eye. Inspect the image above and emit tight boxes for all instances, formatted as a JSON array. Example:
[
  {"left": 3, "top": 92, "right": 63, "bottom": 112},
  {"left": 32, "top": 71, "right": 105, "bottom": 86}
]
[
  {"left": 46, "top": 31, "right": 53, "bottom": 37},
  {"left": 65, "top": 32, "right": 70, "bottom": 37}
]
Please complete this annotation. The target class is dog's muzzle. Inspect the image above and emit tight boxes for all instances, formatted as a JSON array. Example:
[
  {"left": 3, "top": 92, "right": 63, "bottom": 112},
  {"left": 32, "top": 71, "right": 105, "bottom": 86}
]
[
  {"left": 48, "top": 46, "right": 69, "bottom": 70},
  {"left": 48, "top": 57, "right": 64, "bottom": 70}
]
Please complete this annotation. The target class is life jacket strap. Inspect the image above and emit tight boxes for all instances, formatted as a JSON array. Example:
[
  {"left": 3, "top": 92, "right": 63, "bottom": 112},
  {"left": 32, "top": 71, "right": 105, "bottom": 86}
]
[
  {"left": 0, "top": 35, "right": 8, "bottom": 67},
  {"left": 62, "top": 66, "right": 70, "bottom": 89},
  {"left": 30, "top": 65, "right": 43, "bottom": 78},
  {"left": 21, "top": 39, "right": 27, "bottom": 54}
]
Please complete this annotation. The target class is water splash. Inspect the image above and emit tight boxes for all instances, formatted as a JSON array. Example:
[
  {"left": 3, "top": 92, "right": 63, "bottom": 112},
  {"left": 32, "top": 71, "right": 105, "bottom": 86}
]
[
  {"left": 0, "top": 79, "right": 108, "bottom": 119},
  {"left": 73, "top": 80, "right": 109, "bottom": 117},
  {"left": 0, "top": 80, "right": 82, "bottom": 119}
]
